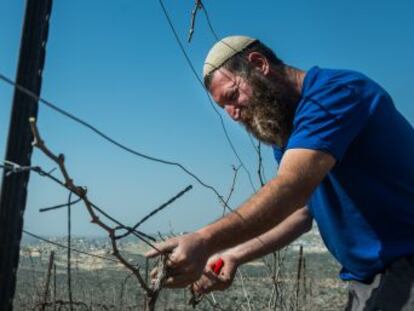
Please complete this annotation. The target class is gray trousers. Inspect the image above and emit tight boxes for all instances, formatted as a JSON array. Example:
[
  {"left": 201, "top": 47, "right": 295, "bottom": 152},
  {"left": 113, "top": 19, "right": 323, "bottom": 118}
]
[{"left": 345, "top": 256, "right": 414, "bottom": 311}]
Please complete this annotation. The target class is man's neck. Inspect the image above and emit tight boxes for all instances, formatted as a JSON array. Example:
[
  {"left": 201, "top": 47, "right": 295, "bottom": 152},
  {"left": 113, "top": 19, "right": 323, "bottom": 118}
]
[{"left": 284, "top": 65, "right": 306, "bottom": 94}]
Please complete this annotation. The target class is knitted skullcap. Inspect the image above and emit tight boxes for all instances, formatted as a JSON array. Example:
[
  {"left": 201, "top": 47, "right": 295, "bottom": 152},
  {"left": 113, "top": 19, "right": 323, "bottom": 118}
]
[{"left": 203, "top": 35, "right": 257, "bottom": 78}]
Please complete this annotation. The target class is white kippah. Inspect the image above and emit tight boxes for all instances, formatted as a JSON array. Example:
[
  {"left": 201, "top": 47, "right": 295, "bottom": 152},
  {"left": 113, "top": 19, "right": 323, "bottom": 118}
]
[{"left": 203, "top": 35, "right": 257, "bottom": 78}]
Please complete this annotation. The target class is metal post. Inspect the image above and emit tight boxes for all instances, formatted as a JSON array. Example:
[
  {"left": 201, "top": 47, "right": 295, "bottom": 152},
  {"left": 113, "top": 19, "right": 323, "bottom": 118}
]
[{"left": 0, "top": 0, "right": 53, "bottom": 310}]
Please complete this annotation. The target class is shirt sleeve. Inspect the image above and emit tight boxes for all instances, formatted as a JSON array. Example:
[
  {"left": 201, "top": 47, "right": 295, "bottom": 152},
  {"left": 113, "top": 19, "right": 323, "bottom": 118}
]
[
  {"left": 273, "top": 146, "right": 284, "bottom": 164},
  {"left": 287, "top": 84, "right": 371, "bottom": 161}
]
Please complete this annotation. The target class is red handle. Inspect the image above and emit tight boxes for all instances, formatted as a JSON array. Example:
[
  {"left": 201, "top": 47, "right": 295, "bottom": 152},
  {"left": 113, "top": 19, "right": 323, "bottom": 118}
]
[{"left": 209, "top": 258, "right": 224, "bottom": 274}]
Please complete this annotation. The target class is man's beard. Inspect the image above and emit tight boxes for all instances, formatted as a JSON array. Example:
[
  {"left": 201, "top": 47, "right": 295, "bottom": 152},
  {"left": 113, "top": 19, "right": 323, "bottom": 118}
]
[{"left": 239, "top": 68, "right": 300, "bottom": 147}]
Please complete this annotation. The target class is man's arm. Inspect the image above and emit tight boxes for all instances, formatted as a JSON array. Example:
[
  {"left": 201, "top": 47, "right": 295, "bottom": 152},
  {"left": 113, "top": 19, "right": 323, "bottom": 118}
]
[
  {"left": 193, "top": 206, "right": 312, "bottom": 294},
  {"left": 197, "top": 149, "right": 333, "bottom": 255},
  {"left": 146, "top": 148, "right": 335, "bottom": 287},
  {"left": 226, "top": 205, "right": 312, "bottom": 265}
]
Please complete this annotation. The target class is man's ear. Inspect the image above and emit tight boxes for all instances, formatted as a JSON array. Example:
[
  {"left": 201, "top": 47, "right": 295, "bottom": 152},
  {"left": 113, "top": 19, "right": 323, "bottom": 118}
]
[{"left": 247, "top": 52, "right": 270, "bottom": 75}]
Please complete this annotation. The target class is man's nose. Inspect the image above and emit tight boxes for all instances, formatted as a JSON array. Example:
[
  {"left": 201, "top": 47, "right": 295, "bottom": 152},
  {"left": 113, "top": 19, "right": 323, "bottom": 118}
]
[{"left": 224, "top": 105, "right": 240, "bottom": 121}]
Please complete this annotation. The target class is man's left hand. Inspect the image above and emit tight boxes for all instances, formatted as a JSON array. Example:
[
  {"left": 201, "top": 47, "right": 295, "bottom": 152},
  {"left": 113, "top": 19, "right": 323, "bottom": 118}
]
[{"left": 145, "top": 232, "right": 211, "bottom": 288}]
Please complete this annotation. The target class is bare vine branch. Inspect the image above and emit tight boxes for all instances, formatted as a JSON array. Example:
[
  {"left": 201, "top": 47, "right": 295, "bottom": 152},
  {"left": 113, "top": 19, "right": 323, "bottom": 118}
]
[
  {"left": 28, "top": 117, "right": 191, "bottom": 309},
  {"left": 115, "top": 185, "right": 193, "bottom": 240},
  {"left": 188, "top": 0, "right": 203, "bottom": 42},
  {"left": 222, "top": 165, "right": 241, "bottom": 217}
]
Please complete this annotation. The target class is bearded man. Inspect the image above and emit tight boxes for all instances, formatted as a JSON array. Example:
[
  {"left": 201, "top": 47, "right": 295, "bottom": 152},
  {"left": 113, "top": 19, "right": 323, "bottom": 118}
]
[{"left": 146, "top": 36, "right": 414, "bottom": 310}]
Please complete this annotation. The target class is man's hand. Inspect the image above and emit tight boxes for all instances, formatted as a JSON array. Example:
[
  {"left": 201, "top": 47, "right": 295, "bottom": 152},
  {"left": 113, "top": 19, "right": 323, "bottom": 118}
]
[
  {"left": 145, "top": 232, "right": 211, "bottom": 288},
  {"left": 192, "top": 252, "right": 239, "bottom": 294}
]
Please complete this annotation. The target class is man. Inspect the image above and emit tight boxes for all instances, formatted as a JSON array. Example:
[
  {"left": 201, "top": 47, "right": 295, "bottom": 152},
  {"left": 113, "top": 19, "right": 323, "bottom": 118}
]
[{"left": 146, "top": 36, "right": 414, "bottom": 310}]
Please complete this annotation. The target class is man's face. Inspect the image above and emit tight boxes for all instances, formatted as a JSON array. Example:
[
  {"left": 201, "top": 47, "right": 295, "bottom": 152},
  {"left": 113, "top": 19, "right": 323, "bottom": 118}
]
[
  {"left": 209, "top": 66, "right": 299, "bottom": 147},
  {"left": 209, "top": 68, "right": 253, "bottom": 122}
]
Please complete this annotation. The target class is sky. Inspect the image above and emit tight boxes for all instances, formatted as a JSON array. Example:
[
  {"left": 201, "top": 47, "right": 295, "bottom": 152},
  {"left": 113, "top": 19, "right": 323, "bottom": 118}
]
[{"left": 0, "top": 0, "right": 413, "bottom": 237}]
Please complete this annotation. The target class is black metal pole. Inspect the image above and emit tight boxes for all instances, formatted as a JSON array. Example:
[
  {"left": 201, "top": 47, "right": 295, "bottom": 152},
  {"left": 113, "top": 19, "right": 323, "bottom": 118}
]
[{"left": 0, "top": 0, "right": 52, "bottom": 310}]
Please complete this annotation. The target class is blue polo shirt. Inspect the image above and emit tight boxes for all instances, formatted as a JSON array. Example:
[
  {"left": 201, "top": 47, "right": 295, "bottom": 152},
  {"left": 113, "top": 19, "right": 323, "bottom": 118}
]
[{"left": 273, "top": 66, "right": 414, "bottom": 282}]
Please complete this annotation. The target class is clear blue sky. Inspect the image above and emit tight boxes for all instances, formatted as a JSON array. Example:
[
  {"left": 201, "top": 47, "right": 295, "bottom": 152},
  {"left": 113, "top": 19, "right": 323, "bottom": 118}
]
[{"left": 1, "top": 0, "right": 413, "bottom": 236}]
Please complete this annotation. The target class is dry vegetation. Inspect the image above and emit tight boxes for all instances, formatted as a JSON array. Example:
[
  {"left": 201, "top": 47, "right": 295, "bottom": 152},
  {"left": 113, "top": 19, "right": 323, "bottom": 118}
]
[{"left": 14, "top": 230, "right": 348, "bottom": 311}]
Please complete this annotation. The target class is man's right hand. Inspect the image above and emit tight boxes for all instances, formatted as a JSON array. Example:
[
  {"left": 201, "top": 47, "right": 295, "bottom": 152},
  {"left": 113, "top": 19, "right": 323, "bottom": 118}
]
[{"left": 192, "top": 252, "right": 239, "bottom": 294}]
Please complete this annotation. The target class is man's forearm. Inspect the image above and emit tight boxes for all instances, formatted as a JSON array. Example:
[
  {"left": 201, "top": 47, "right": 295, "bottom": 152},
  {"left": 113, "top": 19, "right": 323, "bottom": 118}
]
[
  {"left": 197, "top": 175, "right": 309, "bottom": 255},
  {"left": 226, "top": 206, "right": 312, "bottom": 265}
]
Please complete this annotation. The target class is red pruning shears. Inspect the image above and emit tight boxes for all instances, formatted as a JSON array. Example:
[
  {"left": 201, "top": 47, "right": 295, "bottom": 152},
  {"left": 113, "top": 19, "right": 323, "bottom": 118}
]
[
  {"left": 189, "top": 258, "right": 225, "bottom": 307},
  {"left": 209, "top": 258, "right": 224, "bottom": 274}
]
